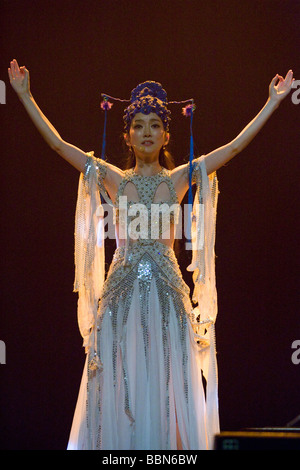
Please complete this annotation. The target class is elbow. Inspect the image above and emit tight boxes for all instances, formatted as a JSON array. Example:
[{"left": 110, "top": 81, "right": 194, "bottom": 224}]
[
  {"left": 229, "top": 141, "right": 241, "bottom": 158},
  {"left": 52, "top": 138, "right": 63, "bottom": 154}
]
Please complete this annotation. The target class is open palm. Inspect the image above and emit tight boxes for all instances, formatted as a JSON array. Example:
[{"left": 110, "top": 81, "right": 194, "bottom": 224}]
[{"left": 8, "top": 59, "right": 30, "bottom": 96}]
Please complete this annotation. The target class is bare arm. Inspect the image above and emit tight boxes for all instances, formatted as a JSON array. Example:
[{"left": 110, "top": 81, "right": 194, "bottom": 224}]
[
  {"left": 203, "top": 70, "right": 294, "bottom": 175},
  {"left": 8, "top": 59, "right": 125, "bottom": 196},
  {"left": 18, "top": 92, "right": 88, "bottom": 172},
  {"left": 172, "top": 70, "right": 294, "bottom": 198},
  {"left": 8, "top": 59, "right": 124, "bottom": 198},
  {"left": 15, "top": 87, "right": 123, "bottom": 195},
  {"left": 8, "top": 59, "right": 90, "bottom": 173}
]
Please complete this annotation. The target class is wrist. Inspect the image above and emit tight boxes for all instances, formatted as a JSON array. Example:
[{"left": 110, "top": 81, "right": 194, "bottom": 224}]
[
  {"left": 267, "top": 96, "right": 280, "bottom": 111},
  {"left": 18, "top": 90, "right": 32, "bottom": 102}
]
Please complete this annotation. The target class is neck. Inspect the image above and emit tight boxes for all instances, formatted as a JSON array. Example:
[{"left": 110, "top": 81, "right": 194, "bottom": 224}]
[{"left": 134, "top": 158, "right": 162, "bottom": 176}]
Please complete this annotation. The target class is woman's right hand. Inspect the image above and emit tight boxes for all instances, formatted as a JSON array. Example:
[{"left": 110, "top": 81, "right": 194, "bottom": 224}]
[{"left": 8, "top": 59, "right": 30, "bottom": 97}]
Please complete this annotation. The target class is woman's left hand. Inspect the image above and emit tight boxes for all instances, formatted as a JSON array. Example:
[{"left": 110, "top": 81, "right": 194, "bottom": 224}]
[{"left": 269, "top": 70, "right": 294, "bottom": 104}]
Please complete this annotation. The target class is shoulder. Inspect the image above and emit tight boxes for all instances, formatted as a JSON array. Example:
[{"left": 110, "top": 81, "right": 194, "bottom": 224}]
[
  {"left": 170, "top": 156, "right": 206, "bottom": 184},
  {"left": 86, "top": 151, "right": 124, "bottom": 182},
  {"left": 169, "top": 156, "right": 207, "bottom": 203},
  {"left": 170, "top": 162, "right": 188, "bottom": 185},
  {"left": 86, "top": 152, "right": 125, "bottom": 204}
]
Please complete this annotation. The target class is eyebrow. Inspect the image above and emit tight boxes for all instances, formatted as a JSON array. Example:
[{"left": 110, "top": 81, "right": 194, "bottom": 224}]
[{"left": 133, "top": 118, "right": 161, "bottom": 123}]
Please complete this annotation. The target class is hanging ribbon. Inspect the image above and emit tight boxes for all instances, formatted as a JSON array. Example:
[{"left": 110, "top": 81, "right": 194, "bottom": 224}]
[
  {"left": 182, "top": 101, "right": 196, "bottom": 242},
  {"left": 100, "top": 94, "right": 113, "bottom": 159}
]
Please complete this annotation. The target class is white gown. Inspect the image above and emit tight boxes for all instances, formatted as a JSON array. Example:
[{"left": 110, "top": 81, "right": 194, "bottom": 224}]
[{"left": 67, "top": 153, "right": 219, "bottom": 450}]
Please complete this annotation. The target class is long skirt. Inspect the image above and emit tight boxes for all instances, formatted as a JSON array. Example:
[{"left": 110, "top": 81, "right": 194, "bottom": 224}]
[{"left": 67, "top": 240, "right": 211, "bottom": 450}]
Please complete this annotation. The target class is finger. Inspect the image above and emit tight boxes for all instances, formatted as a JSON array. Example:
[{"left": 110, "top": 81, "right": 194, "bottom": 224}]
[
  {"left": 280, "top": 71, "right": 293, "bottom": 90},
  {"left": 270, "top": 74, "right": 278, "bottom": 86},
  {"left": 11, "top": 60, "right": 19, "bottom": 77},
  {"left": 8, "top": 67, "right": 12, "bottom": 81},
  {"left": 286, "top": 70, "right": 294, "bottom": 86},
  {"left": 22, "top": 67, "right": 29, "bottom": 79},
  {"left": 13, "top": 63, "right": 19, "bottom": 79},
  {"left": 270, "top": 74, "right": 279, "bottom": 89},
  {"left": 283, "top": 70, "right": 291, "bottom": 82},
  {"left": 13, "top": 58, "right": 20, "bottom": 69},
  {"left": 10, "top": 61, "right": 15, "bottom": 78},
  {"left": 12, "top": 59, "right": 20, "bottom": 77}
]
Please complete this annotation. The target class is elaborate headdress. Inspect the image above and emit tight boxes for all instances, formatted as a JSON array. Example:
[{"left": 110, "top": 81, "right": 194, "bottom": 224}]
[
  {"left": 100, "top": 81, "right": 196, "bottom": 239},
  {"left": 123, "top": 81, "right": 171, "bottom": 132}
]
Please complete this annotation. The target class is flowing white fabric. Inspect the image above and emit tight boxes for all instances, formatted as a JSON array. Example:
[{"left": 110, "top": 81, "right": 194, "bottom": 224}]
[
  {"left": 73, "top": 151, "right": 106, "bottom": 352},
  {"left": 68, "top": 277, "right": 209, "bottom": 450},
  {"left": 187, "top": 156, "right": 219, "bottom": 447}
]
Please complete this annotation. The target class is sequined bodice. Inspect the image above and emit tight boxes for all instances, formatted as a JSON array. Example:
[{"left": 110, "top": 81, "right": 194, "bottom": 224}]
[
  {"left": 98, "top": 167, "right": 185, "bottom": 302},
  {"left": 114, "top": 168, "right": 180, "bottom": 240},
  {"left": 116, "top": 168, "right": 178, "bottom": 206}
]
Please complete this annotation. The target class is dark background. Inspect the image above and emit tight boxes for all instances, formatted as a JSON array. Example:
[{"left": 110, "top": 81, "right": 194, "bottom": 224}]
[{"left": 0, "top": 0, "right": 299, "bottom": 450}]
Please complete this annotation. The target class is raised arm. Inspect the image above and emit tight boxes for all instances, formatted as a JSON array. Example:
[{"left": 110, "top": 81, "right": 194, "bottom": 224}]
[
  {"left": 8, "top": 59, "right": 125, "bottom": 202},
  {"left": 9, "top": 59, "right": 90, "bottom": 173},
  {"left": 203, "top": 70, "right": 295, "bottom": 175},
  {"left": 171, "top": 70, "right": 294, "bottom": 200}
]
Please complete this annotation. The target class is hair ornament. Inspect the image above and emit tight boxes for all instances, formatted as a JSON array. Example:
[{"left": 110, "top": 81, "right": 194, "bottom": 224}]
[
  {"left": 100, "top": 94, "right": 118, "bottom": 159},
  {"left": 101, "top": 93, "right": 129, "bottom": 104},
  {"left": 182, "top": 101, "right": 196, "bottom": 117},
  {"left": 100, "top": 96, "right": 113, "bottom": 111}
]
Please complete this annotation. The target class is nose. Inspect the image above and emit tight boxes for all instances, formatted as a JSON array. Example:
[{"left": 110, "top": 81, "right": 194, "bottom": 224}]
[{"left": 143, "top": 124, "right": 151, "bottom": 136}]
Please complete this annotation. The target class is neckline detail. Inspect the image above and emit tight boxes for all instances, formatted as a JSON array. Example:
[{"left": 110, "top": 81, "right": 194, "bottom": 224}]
[{"left": 131, "top": 167, "right": 165, "bottom": 177}]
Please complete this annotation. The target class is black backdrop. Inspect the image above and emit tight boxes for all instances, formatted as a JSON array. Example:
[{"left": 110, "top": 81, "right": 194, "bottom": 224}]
[{"left": 0, "top": 0, "right": 299, "bottom": 450}]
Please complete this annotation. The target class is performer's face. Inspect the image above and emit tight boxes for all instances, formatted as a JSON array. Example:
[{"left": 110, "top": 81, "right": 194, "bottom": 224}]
[{"left": 126, "top": 112, "right": 169, "bottom": 160}]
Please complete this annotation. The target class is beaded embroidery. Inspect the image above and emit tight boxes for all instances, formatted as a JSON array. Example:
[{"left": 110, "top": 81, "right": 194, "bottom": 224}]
[
  {"left": 92, "top": 242, "right": 194, "bottom": 447},
  {"left": 115, "top": 168, "right": 179, "bottom": 240}
]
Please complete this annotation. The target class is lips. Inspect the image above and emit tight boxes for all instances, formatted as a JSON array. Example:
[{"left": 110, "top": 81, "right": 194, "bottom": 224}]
[{"left": 142, "top": 140, "right": 154, "bottom": 146}]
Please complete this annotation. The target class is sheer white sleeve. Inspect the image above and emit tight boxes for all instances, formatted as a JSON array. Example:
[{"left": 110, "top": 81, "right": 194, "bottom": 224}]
[
  {"left": 187, "top": 155, "right": 220, "bottom": 446},
  {"left": 73, "top": 152, "right": 106, "bottom": 354}
]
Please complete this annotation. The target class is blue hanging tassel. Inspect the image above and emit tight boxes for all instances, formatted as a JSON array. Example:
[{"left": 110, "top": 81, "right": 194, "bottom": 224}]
[
  {"left": 100, "top": 95, "right": 113, "bottom": 159},
  {"left": 182, "top": 102, "right": 196, "bottom": 242},
  {"left": 101, "top": 107, "right": 107, "bottom": 159}
]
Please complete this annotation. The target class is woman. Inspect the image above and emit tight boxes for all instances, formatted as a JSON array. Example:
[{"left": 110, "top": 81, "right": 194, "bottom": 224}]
[{"left": 8, "top": 59, "right": 294, "bottom": 450}]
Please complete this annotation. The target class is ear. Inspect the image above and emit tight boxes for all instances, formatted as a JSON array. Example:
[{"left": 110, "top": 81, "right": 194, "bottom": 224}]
[
  {"left": 123, "top": 133, "right": 131, "bottom": 147},
  {"left": 164, "top": 132, "right": 170, "bottom": 146}
]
